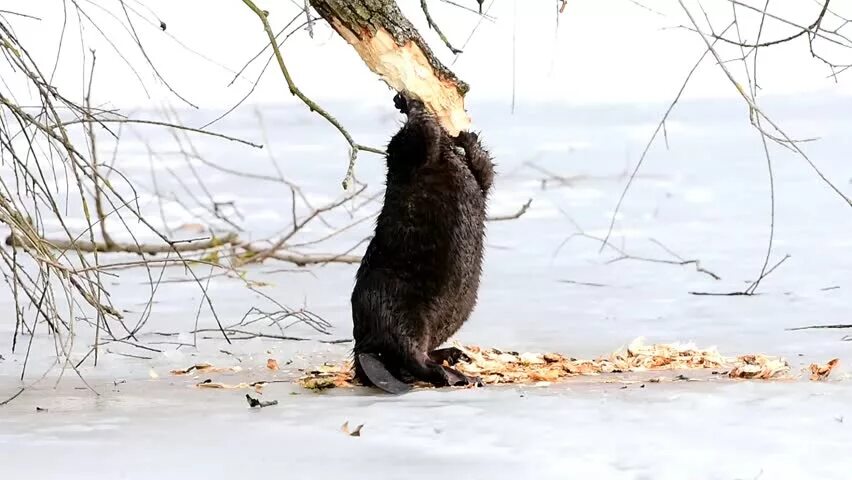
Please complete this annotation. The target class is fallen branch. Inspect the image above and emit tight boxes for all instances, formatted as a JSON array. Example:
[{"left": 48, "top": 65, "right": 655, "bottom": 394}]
[
  {"left": 689, "top": 254, "right": 790, "bottom": 296},
  {"left": 555, "top": 218, "right": 722, "bottom": 282},
  {"left": 192, "top": 327, "right": 351, "bottom": 344},
  {"left": 0, "top": 388, "right": 25, "bottom": 407},
  {"left": 786, "top": 324, "right": 852, "bottom": 331},
  {"left": 6, "top": 233, "right": 239, "bottom": 255},
  {"left": 237, "top": 184, "right": 369, "bottom": 265},
  {"left": 254, "top": 251, "right": 361, "bottom": 266},
  {"left": 607, "top": 255, "right": 721, "bottom": 281}
]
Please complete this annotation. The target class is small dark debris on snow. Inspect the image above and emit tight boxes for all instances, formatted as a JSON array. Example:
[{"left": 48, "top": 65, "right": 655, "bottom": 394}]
[
  {"left": 36, "top": 406, "right": 47, "bottom": 412},
  {"left": 220, "top": 350, "right": 242, "bottom": 362},
  {"left": 245, "top": 394, "right": 278, "bottom": 408}
]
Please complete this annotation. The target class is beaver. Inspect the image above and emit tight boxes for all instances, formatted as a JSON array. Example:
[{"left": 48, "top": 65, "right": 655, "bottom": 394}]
[{"left": 350, "top": 91, "right": 494, "bottom": 394}]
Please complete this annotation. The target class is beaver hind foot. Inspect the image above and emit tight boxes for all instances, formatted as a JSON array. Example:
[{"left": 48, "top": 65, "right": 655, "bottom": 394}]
[
  {"left": 356, "top": 351, "right": 481, "bottom": 395},
  {"left": 356, "top": 353, "right": 412, "bottom": 395}
]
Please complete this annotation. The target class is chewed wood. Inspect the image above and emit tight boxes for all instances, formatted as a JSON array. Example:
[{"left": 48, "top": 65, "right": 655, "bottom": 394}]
[{"left": 298, "top": 339, "right": 796, "bottom": 391}]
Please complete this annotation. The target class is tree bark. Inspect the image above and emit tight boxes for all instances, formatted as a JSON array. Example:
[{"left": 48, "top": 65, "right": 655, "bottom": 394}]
[{"left": 308, "top": 0, "right": 471, "bottom": 135}]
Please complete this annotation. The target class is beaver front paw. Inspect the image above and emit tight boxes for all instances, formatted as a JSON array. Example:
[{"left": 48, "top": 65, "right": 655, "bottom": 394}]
[
  {"left": 454, "top": 130, "right": 480, "bottom": 148},
  {"left": 393, "top": 91, "right": 426, "bottom": 115}
]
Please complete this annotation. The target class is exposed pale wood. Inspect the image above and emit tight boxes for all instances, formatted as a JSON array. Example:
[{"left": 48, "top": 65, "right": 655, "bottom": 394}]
[{"left": 309, "top": 0, "right": 470, "bottom": 135}]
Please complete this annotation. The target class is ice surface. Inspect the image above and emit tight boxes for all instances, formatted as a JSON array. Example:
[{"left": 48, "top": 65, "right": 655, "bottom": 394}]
[{"left": 1, "top": 94, "right": 851, "bottom": 479}]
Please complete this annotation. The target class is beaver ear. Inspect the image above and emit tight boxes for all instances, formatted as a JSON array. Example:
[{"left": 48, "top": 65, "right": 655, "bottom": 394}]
[
  {"left": 393, "top": 92, "right": 408, "bottom": 114},
  {"left": 394, "top": 90, "right": 430, "bottom": 116}
]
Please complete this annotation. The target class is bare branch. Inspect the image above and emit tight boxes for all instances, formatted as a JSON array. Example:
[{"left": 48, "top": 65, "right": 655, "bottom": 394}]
[
  {"left": 421, "top": 0, "right": 463, "bottom": 54},
  {"left": 486, "top": 198, "right": 532, "bottom": 222},
  {"left": 241, "top": 0, "right": 384, "bottom": 189}
]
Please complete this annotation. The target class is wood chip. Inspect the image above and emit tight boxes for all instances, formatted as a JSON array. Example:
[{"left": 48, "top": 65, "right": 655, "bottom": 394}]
[
  {"left": 727, "top": 354, "right": 790, "bottom": 380},
  {"left": 341, "top": 421, "right": 364, "bottom": 437},
  {"left": 809, "top": 358, "right": 840, "bottom": 381}
]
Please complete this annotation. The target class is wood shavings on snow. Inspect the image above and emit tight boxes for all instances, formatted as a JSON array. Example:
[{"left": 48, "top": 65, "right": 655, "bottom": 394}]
[
  {"left": 299, "top": 362, "right": 356, "bottom": 390},
  {"left": 727, "top": 354, "right": 791, "bottom": 380},
  {"left": 170, "top": 362, "right": 242, "bottom": 375},
  {"left": 809, "top": 358, "right": 840, "bottom": 381},
  {"left": 298, "top": 338, "right": 805, "bottom": 391}
]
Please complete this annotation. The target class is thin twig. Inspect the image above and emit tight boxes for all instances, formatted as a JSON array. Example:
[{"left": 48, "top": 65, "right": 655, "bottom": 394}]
[
  {"left": 601, "top": 21, "right": 736, "bottom": 250},
  {"left": 58, "top": 118, "right": 262, "bottom": 148},
  {"left": 0, "top": 388, "right": 25, "bottom": 406},
  {"left": 786, "top": 324, "right": 852, "bottom": 331},
  {"left": 486, "top": 198, "right": 532, "bottom": 221},
  {"left": 421, "top": 0, "right": 462, "bottom": 54},
  {"left": 241, "top": 0, "right": 383, "bottom": 189}
]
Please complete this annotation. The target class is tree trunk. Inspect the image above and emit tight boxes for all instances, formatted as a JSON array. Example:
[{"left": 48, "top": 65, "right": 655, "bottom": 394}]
[{"left": 308, "top": 0, "right": 471, "bottom": 135}]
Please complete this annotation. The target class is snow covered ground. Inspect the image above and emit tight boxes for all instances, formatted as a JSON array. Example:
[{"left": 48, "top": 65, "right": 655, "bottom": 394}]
[{"left": 2, "top": 93, "right": 851, "bottom": 479}]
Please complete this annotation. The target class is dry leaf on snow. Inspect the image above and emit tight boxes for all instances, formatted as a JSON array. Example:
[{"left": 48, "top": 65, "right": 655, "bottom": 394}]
[
  {"left": 299, "top": 362, "right": 355, "bottom": 390},
  {"left": 809, "top": 358, "right": 840, "bottom": 381},
  {"left": 267, "top": 358, "right": 279, "bottom": 370},
  {"left": 341, "top": 421, "right": 364, "bottom": 437}
]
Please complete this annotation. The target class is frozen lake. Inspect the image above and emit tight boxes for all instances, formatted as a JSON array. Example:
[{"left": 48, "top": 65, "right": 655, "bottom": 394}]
[{"left": 1, "top": 93, "right": 851, "bottom": 479}]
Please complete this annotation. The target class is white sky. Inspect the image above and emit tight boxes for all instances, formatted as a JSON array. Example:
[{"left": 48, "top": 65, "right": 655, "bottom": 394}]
[{"left": 2, "top": 0, "right": 851, "bottom": 113}]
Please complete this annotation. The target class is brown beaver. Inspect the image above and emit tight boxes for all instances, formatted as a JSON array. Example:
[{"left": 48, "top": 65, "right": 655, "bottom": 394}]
[{"left": 350, "top": 91, "right": 494, "bottom": 394}]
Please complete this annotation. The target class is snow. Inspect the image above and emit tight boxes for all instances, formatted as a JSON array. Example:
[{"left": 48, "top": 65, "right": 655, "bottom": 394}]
[{"left": 2, "top": 93, "right": 851, "bottom": 479}]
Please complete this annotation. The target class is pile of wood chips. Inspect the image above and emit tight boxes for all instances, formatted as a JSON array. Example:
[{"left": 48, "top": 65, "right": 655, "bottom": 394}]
[{"left": 297, "top": 338, "right": 834, "bottom": 391}]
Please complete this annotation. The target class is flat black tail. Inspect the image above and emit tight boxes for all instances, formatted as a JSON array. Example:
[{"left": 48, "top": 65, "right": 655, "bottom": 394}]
[{"left": 356, "top": 353, "right": 413, "bottom": 395}]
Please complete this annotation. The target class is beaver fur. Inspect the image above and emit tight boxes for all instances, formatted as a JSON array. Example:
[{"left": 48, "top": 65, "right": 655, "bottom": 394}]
[{"left": 350, "top": 91, "right": 494, "bottom": 391}]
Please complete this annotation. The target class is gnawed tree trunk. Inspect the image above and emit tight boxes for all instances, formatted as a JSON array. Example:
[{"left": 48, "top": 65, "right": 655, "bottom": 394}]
[{"left": 308, "top": 0, "right": 471, "bottom": 135}]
